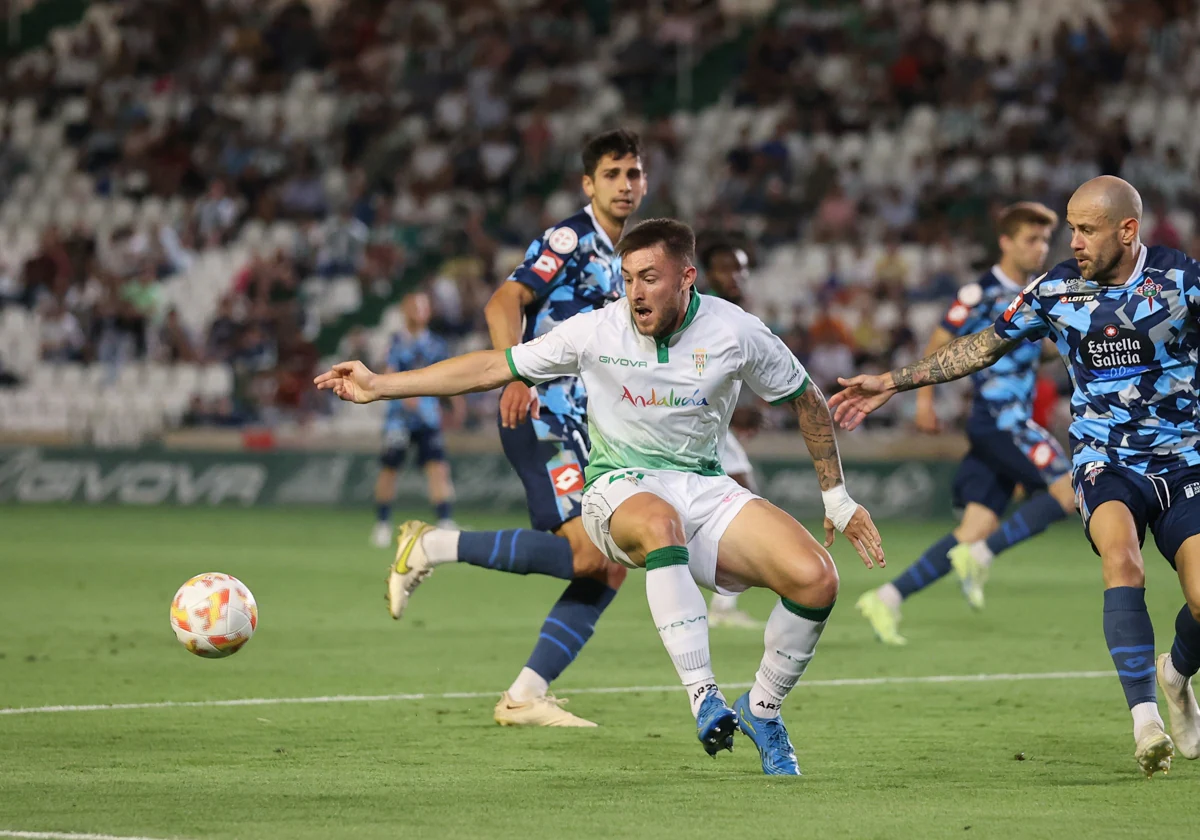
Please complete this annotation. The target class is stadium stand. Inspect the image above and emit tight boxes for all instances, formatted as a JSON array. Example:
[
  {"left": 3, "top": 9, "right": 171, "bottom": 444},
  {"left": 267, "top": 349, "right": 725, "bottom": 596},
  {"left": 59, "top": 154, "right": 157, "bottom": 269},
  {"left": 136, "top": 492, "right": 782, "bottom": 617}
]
[{"left": 2, "top": 0, "right": 1199, "bottom": 443}]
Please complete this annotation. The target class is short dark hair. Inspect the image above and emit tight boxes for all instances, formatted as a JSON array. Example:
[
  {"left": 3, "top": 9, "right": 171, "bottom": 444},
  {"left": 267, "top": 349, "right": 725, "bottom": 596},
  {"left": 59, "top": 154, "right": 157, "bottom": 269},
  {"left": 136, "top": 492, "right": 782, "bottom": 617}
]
[
  {"left": 581, "top": 129, "right": 642, "bottom": 177},
  {"left": 700, "top": 241, "right": 742, "bottom": 270},
  {"left": 616, "top": 218, "right": 695, "bottom": 267},
  {"left": 997, "top": 201, "right": 1058, "bottom": 239}
]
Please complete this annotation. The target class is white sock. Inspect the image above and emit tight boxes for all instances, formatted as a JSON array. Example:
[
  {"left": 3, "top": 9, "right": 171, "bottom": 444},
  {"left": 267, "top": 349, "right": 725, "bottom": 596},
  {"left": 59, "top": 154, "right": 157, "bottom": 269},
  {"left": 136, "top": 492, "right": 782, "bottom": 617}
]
[
  {"left": 969, "top": 540, "right": 995, "bottom": 568},
  {"left": 420, "top": 529, "right": 460, "bottom": 565},
  {"left": 747, "top": 599, "right": 829, "bottom": 719},
  {"left": 646, "top": 559, "right": 717, "bottom": 719},
  {"left": 876, "top": 583, "right": 902, "bottom": 611},
  {"left": 507, "top": 666, "right": 549, "bottom": 703},
  {"left": 1132, "top": 700, "right": 1165, "bottom": 740},
  {"left": 710, "top": 592, "right": 740, "bottom": 612},
  {"left": 1161, "top": 653, "right": 1188, "bottom": 690}
]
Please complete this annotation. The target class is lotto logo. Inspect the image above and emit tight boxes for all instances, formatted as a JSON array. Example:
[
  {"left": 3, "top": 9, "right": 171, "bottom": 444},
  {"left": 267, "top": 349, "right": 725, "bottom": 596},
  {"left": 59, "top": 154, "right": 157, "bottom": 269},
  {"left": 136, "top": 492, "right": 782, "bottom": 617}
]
[
  {"left": 1030, "top": 442, "right": 1054, "bottom": 468},
  {"left": 531, "top": 250, "right": 564, "bottom": 281},
  {"left": 1185, "top": 483, "right": 1200, "bottom": 499},
  {"left": 945, "top": 303, "right": 970, "bottom": 327},
  {"left": 550, "top": 464, "right": 583, "bottom": 496}
]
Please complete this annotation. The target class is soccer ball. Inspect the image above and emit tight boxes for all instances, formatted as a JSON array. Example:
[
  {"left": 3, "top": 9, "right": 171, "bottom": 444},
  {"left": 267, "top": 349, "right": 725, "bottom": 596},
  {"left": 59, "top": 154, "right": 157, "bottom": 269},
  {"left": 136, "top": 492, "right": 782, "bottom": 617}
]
[{"left": 169, "top": 573, "right": 258, "bottom": 658}]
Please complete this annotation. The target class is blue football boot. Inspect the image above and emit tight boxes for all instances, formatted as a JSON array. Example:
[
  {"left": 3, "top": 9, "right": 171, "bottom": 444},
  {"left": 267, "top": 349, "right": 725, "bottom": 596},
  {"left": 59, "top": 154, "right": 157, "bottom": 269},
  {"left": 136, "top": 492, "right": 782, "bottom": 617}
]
[
  {"left": 696, "top": 690, "right": 738, "bottom": 756},
  {"left": 734, "top": 693, "right": 802, "bottom": 775}
]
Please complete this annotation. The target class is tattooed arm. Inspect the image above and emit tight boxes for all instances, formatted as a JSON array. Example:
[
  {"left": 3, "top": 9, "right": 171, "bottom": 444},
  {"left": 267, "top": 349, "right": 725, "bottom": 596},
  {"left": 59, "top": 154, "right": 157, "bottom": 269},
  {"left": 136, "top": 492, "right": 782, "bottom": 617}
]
[
  {"left": 890, "top": 327, "right": 1019, "bottom": 390},
  {"left": 827, "top": 327, "right": 1019, "bottom": 431},
  {"left": 791, "top": 381, "right": 887, "bottom": 568},
  {"left": 791, "top": 382, "right": 844, "bottom": 491}
]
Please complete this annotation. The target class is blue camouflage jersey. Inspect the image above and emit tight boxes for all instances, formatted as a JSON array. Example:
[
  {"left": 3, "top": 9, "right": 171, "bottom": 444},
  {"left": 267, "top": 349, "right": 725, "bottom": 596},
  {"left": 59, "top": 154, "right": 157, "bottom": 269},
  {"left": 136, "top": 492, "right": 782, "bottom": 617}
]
[
  {"left": 507, "top": 205, "right": 622, "bottom": 424},
  {"left": 994, "top": 244, "right": 1200, "bottom": 476},
  {"left": 943, "top": 266, "right": 1043, "bottom": 436},
  {"left": 384, "top": 329, "right": 449, "bottom": 431}
]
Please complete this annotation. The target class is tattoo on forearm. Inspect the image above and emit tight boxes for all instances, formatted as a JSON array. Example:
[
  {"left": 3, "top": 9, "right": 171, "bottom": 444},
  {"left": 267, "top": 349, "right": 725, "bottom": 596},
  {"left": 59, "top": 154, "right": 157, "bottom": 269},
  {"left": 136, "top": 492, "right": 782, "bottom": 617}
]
[
  {"left": 892, "top": 328, "right": 1017, "bottom": 391},
  {"left": 793, "top": 383, "right": 843, "bottom": 491}
]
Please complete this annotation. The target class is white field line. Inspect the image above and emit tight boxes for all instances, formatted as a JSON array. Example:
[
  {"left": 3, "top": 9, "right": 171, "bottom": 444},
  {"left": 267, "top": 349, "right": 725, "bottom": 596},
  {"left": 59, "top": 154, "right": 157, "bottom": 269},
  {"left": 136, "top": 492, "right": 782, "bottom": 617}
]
[
  {"left": 0, "top": 832, "right": 188, "bottom": 840},
  {"left": 0, "top": 670, "right": 1112, "bottom": 717}
]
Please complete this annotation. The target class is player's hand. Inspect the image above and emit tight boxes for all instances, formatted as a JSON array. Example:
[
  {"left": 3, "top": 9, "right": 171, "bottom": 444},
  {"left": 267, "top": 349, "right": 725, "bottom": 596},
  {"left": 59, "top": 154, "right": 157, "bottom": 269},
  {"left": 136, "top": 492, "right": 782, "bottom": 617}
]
[
  {"left": 499, "top": 381, "right": 540, "bottom": 429},
  {"left": 823, "top": 506, "right": 885, "bottom": 569},
  {"left": 827, "top": 374, "right": 896, "bottom": 431},
  {"left": 914, "top": 398, "right": 940, "bottom": 434},
  {"left": 314, "top": 360, "right": 379, "bottom": 404}
]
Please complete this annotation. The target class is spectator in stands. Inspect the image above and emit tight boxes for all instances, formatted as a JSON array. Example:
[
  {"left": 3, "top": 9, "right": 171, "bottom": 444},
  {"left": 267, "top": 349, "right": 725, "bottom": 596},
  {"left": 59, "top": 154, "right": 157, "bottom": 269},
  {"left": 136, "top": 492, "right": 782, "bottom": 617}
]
[
  {"left": 317, "top": 206, "right": 370, "bottom": 277},
  {"left": 156, "top": 308, "right": 198, "bottom": 363},
  {"left": 39, "top": 299, "right": 86, "bottom": 362},
  {"left": 813, "top": 184, "right": 858, "bottom": 242},
  {"left": 194, "top": 180, "right": 240, "bottom": 247},
  {"left": 206, "top": 296, "right": 241, "bottom": 363}
]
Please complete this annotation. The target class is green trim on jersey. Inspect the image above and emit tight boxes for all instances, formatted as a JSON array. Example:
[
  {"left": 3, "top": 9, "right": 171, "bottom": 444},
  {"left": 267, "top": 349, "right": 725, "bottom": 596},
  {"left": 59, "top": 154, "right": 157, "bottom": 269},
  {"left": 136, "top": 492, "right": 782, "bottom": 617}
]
[
  {"left": 654, "top": 290, "right": 702, "bottom": 363},
  {"left": 769, "top": 375, "right": 810, "bottom": 406},
  {"left": 504, "top": 348, "right": 535, "bottom": 387},
  {"left": 583, "top": 421, "right": 724, "bottom": 490}
]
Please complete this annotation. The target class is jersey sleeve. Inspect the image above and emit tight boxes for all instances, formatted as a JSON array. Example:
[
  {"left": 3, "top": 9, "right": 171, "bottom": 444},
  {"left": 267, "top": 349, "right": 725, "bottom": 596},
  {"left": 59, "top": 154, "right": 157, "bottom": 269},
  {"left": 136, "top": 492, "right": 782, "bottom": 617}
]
[
  {"left": 940, "top": 282, "right": 990, "bottom": 336},
  {"left": 506, "top": 318, "right": 584, "bottom": 385},
  {"left": 506, "top": 225, "right": 583, "bottom": 302},
  {"left": 736, "top": 312, "right": 810, "bottom": 404},
  {"left": 993, "top": 275, "right": 1052, "bottom": 341},
  {"left": 1181, "top": 253, "right": 1200, "bottom": 322}
]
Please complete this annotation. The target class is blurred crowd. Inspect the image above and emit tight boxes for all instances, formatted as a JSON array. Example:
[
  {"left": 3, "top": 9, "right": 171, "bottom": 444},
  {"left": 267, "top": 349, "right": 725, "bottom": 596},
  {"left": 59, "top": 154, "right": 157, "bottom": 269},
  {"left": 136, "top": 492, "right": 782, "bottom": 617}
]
[{"left": 2, "top": 0, "right": 1199, "bottom": 433}]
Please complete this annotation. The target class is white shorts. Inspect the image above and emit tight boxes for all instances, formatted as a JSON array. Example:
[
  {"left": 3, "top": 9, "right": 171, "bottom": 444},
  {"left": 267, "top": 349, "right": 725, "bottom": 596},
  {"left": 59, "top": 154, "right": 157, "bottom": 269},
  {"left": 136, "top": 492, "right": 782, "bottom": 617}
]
[{"left": 581, "top": 469, "right": 760, "bottom": 595}]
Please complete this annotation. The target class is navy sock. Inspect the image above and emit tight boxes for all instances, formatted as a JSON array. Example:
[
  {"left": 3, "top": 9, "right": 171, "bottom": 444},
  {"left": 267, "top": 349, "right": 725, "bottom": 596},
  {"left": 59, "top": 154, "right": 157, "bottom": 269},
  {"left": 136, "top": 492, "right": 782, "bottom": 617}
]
[
  {"left": 1103, "top": 587, "right": 1157, "bottom": 708},
  {"left": 434, "top": 501, "right": 453, "bottom": 521},
  {"left": 891, "top": 533, "right": 957, "bottom": 600},
  {"left": 456, "top": 529, "right": 574, "bottom": 579},
  {"left": 1170, "top": 604, "right": 1200, "bottom": 678},
  {"left": 375, "top": 503, "right": 391, "bottom": 523},
  {"left": 984, "top": 493, "right": 1067, "bottom": 557},
  {"left": 525, "top": 578, "right": 619, "bottom": 683}
]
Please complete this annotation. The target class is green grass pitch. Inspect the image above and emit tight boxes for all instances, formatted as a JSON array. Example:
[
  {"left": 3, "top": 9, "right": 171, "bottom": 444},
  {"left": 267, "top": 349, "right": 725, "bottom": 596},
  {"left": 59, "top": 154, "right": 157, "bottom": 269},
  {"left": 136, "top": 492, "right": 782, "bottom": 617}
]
[{"left": 2, "top": 506, "right": 1199, "bottom": 839}]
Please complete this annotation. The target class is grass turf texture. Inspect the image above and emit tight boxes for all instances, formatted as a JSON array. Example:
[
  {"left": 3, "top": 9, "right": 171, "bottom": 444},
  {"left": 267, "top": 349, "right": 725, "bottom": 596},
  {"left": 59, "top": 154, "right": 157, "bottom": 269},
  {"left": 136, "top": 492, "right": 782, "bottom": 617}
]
[{"left": 2, "top": 506, "right": 1199, "bottom": 839}]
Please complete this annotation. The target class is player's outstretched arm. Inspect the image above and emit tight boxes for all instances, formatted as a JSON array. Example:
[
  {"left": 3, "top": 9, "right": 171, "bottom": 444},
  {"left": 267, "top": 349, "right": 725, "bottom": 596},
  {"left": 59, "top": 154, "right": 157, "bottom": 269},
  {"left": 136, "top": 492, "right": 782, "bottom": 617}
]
[
  {"left": 314, "top": 350, "right": 514, "bottom": 404},
  {"left": 827, "top": 327, "right": 1019, "bottom": 431},
  {"left": 790, "top": 383, "right": 885, "bottom": 569}
]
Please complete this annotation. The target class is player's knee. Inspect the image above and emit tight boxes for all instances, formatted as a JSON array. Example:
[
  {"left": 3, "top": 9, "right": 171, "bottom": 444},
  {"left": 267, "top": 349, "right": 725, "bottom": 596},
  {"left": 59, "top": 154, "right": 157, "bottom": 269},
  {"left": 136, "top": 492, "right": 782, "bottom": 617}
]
[
  {"left": 631, "top": 511, "right": 687, "bottom": 554},
  {"left": 1101, "top": 548, "right": 1145, "bottom": 588},
  {"left": 571, "top": 541, "right": 611, "bottom": 579},
  {"left": 779, "top": 544, "right": 839, "bottom": 607},
  {"left": 808, "top": 548, "right": 840, "bottom": 606}
]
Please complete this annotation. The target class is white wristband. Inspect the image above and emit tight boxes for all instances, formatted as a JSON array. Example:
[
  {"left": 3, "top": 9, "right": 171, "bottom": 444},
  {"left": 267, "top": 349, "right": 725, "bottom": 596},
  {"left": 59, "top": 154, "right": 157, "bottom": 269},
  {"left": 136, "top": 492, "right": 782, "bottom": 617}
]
[{"left": 822, "top": 485, "right": 859, "bottom": 532}]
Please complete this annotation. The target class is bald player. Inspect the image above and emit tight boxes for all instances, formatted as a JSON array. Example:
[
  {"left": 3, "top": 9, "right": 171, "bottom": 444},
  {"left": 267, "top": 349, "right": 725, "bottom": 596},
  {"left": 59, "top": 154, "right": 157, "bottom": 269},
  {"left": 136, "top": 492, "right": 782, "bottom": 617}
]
[{"left": 830, "top": 176, "right": 1200, "bottom": 778}]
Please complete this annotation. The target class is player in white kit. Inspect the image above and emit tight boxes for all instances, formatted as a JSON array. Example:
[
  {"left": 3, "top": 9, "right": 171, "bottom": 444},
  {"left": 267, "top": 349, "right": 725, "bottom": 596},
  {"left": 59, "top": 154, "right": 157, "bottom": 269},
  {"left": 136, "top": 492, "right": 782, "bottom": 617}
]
[{"left": 315, "top": 219, "right": 885, "bottom": 775}]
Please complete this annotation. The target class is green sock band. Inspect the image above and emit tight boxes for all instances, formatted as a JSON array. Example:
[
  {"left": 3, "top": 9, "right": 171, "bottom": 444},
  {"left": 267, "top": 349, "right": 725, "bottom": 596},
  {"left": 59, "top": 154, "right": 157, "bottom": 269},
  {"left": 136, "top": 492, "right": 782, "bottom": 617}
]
[
  {"left": 645, "top": 546, "right": 690, "bottom": 571},
  {"left": 781, "top": 598, "right": 834, "bottom": 622}
]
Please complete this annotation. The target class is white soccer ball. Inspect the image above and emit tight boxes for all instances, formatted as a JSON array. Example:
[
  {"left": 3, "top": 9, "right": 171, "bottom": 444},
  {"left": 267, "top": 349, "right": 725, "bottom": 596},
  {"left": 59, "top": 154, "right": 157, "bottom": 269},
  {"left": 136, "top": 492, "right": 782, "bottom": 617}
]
[{"left": 169, "top": 573, "right": 258, "bottom": 658}]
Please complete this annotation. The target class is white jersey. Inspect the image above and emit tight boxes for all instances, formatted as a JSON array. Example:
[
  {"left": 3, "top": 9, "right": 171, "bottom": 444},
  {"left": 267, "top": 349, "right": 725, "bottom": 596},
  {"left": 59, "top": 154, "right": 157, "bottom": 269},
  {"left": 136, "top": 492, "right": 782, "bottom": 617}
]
[{"left": 507, "top": 291, "right": 808, "bottom": 488}]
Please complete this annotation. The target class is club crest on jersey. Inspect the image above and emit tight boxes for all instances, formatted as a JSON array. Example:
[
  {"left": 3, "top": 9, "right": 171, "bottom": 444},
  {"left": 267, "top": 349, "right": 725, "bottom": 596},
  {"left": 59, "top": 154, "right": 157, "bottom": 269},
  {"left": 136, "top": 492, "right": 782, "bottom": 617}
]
[
  {"left": 1135, "top": 277, "right": 1163, "bottom": 308},
  {"left": 692, "top": 349, "right": 707, "bottom": 376}
]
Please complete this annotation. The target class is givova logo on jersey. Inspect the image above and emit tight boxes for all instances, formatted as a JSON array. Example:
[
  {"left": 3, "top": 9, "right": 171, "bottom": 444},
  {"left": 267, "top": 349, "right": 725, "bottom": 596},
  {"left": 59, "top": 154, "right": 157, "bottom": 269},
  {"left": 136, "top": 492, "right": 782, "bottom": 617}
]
[{"left": 1082, "top": 326, "right": 1154, "bottom": 380}]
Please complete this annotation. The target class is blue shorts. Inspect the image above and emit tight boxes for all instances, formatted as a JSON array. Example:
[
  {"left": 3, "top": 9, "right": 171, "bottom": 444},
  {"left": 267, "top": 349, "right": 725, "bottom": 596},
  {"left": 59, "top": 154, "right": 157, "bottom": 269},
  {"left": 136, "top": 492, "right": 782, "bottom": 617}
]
[
  {"left": 1075, "top": 462, "right": 1200, "bottom": 567},
  {"left": 499, "top": 410, "right": 589, "bottom": 533},
  {"left": 953, "top": 422, "right": 1070, "bottom": 517},
  {"left": 380, "top": 425, "right": 446, "bottom": 469}
]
